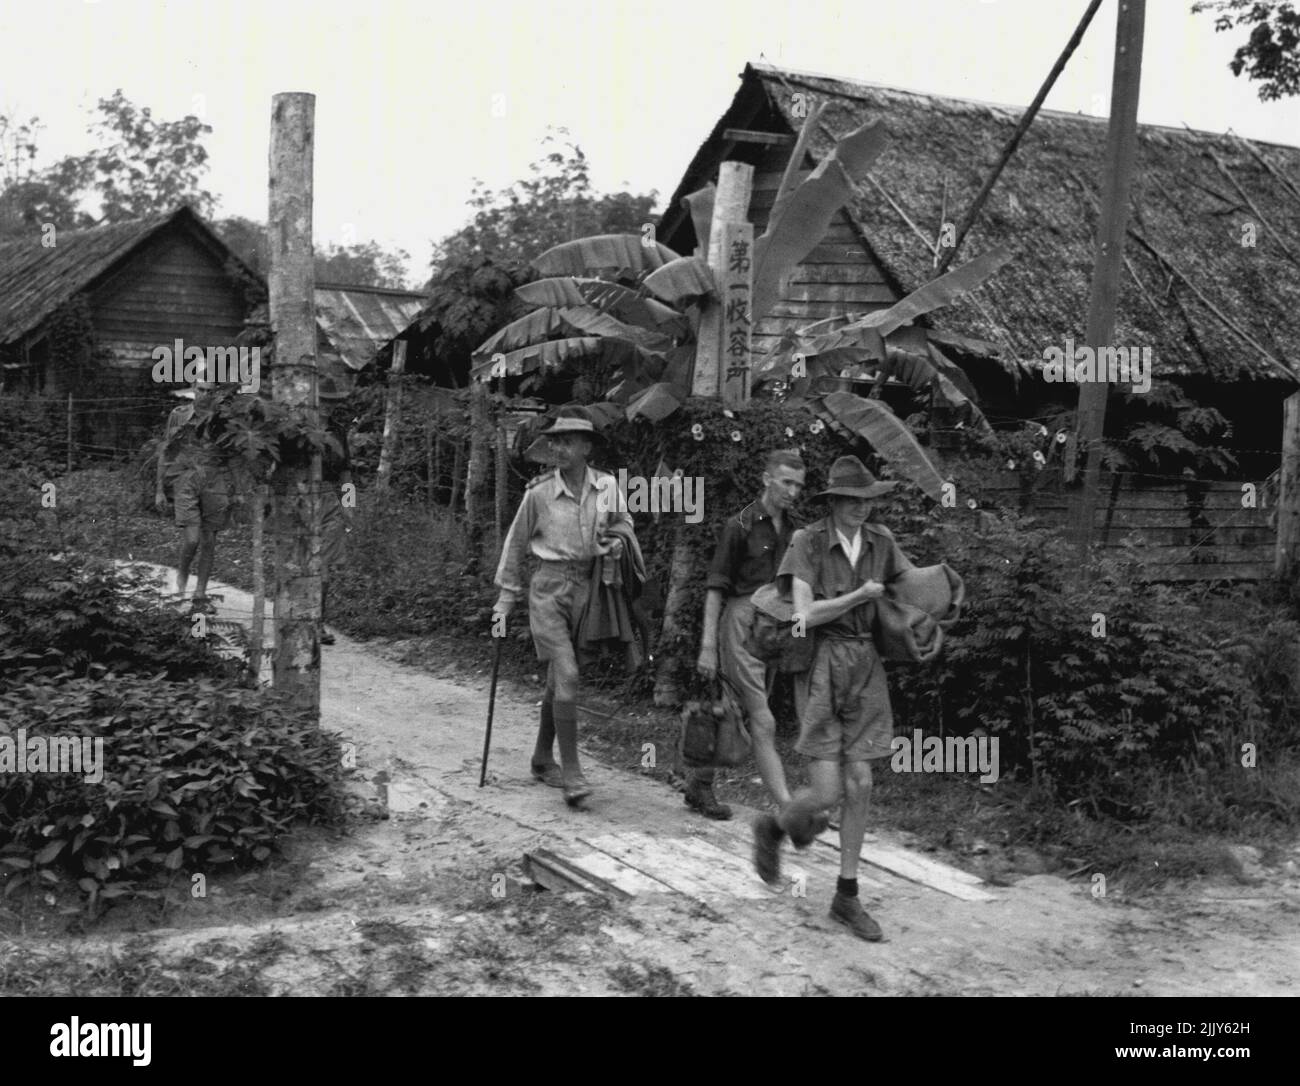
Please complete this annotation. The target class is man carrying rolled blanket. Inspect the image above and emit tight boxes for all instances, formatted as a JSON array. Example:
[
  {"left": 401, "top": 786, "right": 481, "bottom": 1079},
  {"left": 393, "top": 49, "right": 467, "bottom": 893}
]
[
  {"left": 492, "top": 406, "right": 634, "bottom": 808},
  {"left": 752, "top": 455, "right": 917, "bottom": 943}
]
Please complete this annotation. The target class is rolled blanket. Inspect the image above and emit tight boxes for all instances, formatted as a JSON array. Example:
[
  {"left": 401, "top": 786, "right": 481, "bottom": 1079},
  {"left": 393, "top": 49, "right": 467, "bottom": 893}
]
[{"left": 874, "top": 563, "right": 965, "bottom": 664}]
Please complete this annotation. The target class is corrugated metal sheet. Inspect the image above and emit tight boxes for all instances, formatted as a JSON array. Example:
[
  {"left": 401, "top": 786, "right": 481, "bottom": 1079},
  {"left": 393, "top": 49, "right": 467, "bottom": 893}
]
[{"left": 314, "top": 284, "right": 427, "bottom": 372}]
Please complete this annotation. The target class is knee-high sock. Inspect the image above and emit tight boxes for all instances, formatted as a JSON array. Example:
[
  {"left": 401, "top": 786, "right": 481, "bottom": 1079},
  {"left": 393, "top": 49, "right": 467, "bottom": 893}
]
[
  {"left": 533, "top": 698, "right": 556, "bottom": 764},
  {"left": 553, "top": 701, "right": 583, "bottom": 778},
  {"left": 692, "top": 765, "right": 715, "bottom": 784}
]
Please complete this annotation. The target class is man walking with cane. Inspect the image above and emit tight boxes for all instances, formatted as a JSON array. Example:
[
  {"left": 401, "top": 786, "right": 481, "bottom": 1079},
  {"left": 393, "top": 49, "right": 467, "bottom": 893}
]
[
  {"left": 492, "top": 406, "right": 634, "bottom": 807},
  {"left": 691, "top": 448, "right": 806, "bottom": 820}
]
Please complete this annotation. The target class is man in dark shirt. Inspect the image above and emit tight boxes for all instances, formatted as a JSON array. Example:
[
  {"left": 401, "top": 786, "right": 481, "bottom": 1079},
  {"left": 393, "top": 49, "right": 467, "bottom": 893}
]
[
  {"left": 752, "top": 455, "right": 916, "bottom": 943},
  {"left": 691, "top": 448, "right": 806, "bottom": 819}
]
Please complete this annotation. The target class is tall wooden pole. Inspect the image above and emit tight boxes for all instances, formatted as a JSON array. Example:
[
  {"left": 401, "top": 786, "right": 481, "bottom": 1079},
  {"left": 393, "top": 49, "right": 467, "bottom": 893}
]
[
  {"left": 1069, "top": 0, "right": 1145, "bottom": 569},
  {"left": 267, "top": 92, "right": 322, "bottom": 714},
  {"left": 934, "top": 0, "right": 1104, "bottom": 276},
  {"left": 376, "top": 338, "right": 407, "bottom": 493},
  {"left": 1277, "top": 392, "right": 1300, "bottom": 579}
]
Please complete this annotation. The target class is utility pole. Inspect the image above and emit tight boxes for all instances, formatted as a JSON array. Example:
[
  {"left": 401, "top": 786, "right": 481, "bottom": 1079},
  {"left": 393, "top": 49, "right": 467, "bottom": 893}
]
[
  {"left": 1069, "top": 0, "right": 1145, "bottom": 570},
  {"left": 267, "top": 92, "right": 322, "bottom": 714}
]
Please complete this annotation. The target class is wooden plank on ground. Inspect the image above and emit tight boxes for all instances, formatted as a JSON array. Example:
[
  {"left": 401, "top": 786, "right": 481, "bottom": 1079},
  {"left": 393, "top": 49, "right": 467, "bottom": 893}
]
[
  {"left": 524, "top": 848, "right": 636, "bottom": 899},
  {"left": 581, "top": 831, "right": 772, "bottom": 900},
  {"left": 815, "top": 830, "right": 996, "bottom": 902}
]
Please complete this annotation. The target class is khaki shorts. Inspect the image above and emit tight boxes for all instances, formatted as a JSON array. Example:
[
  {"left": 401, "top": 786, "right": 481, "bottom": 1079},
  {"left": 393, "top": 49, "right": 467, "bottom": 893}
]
[
  {"left": 794, "top": 636, "right": 894, "bottom": 763},
  {"left": 528, "top": 560, "right": 592, "bottom": 666},
  {"left": 174, "top": 469, "right": 232, "bottom": 532},
  {"left": 718, "top": 594, "right": 775, "bottom": 720}
]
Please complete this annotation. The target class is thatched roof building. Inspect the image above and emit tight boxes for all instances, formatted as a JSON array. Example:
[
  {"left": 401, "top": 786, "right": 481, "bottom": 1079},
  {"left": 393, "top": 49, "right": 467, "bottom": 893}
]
[{"left": 660, "top": 61, "right": 1300, "bottom": 454}]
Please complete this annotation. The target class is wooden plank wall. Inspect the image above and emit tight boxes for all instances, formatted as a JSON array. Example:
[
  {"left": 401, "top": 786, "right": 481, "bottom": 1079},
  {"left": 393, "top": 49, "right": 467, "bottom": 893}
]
[
  {"left": 980, "top": 471, "right": 1273, "bottom": 581},
  {"left": 749, "top": 148, "right": 898, "bottom": 362},
  {"left": 89, "top": 224, "right": 249, "bottom": 368}
]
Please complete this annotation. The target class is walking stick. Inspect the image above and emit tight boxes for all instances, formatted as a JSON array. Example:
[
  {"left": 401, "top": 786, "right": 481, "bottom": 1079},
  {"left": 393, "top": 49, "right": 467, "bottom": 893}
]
[{"left": 479, "top": 635, "right": 503, "bottom": 787}]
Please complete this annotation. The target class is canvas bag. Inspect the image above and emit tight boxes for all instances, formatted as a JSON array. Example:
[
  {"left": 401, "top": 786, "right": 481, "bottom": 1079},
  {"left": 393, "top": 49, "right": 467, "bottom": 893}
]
[{"left": 679, "top": 675, "right": 752, "bottom": 768}]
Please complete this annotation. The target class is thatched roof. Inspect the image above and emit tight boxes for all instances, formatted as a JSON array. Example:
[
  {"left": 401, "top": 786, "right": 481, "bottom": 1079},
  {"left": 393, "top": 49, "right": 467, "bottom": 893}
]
[
  {"left": 0, "top": 205, "right": 252, "bottom": 348},
  {"left": 662, "top": 61, "right": 1300, "bottom": 385},
  {"left": 0, "top": 215, "right": 166, "bottom": 345}
]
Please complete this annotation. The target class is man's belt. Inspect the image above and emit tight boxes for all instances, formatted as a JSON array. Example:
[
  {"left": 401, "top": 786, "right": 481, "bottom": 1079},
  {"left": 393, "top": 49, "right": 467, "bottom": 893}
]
[{"left": 536, "top": 558, "right": 595, "bottom": 579}]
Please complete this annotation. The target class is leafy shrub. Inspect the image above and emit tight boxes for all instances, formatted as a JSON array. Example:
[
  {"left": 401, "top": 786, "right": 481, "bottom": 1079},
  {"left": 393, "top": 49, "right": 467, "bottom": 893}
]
[
  {"left": 887, "top": 506, "right": 1300, "bottom": 809},
  {"left": 0, "top": 551, "right": 241, "bottom": 685},
  {"left": 0, "top": 673, "right": 346, "bottom": 903}
]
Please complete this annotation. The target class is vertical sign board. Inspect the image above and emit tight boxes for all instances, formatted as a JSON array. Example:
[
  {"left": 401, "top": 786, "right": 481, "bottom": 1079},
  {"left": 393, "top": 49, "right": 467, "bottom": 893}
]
[{"left": 720, "top": 221, "right": 754, "bottom": 408}]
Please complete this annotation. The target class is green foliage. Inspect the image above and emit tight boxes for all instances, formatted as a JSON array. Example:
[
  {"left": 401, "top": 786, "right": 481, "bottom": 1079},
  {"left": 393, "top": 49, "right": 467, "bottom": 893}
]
[
  {"left": 0, "top": 673, "right": 345, "bottom": 904},
  {"left": 213, "top": 216, "right": 412, "bottom": 289},
  {"left": 886, "top": 497, "right": 1300, "bottom": 811},
  {"left": 0, "top": 91, "right": 213, "bottom": 235},
  {"left": 432, "top": 129, "right": 658, "bottom": 273},
  {"left": 1194, "top": 0, "right": 1300, "bottom": 100}
]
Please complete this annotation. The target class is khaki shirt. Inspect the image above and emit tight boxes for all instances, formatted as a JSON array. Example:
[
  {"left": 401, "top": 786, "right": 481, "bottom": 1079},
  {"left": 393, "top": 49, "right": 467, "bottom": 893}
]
[
  {"left": 778, "top": 517, "right": 915, "bottom": 639},
  {"left": 494, "top": 467, "right": 632, "bottom": 605}
]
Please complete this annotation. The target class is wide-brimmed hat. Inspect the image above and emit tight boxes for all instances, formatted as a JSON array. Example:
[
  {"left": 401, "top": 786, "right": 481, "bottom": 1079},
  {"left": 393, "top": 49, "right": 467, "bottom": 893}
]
[
  {"left": 815, "top": 455, "right": 898, "bottom": 500},
  {"left": 539, "top": 405, "right": 602, "bottom": 439},
  {"left": 170, "top": 388, "right": 197, "bottom": 400}
]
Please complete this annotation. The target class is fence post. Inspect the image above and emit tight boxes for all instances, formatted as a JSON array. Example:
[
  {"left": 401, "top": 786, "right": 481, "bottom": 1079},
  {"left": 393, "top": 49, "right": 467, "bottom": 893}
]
[{"left": 1277, "top": 391, "right": 1300, "bottom": 581}]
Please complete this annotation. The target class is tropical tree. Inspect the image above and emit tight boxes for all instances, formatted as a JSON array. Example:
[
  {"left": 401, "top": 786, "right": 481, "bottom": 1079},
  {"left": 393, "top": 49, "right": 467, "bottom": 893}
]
[{"left": 1193, "top": 0, "right": 1300, "bottom": 100}]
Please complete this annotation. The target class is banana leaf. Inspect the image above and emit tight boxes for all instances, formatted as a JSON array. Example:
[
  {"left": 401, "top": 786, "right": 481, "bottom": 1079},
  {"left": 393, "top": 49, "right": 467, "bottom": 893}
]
[
  {"left": 514, "top": 277, "right": 688, "bottom": 335},
  {"left": 532, "top": 234, "right": 680, "bottom": 279},
  {"left": 473, "top": 309, "right": 570, "bottom": 362},
  {"left": 554, "top": 306, "right": 673, "bottom": 354},
  {"left": 681, "top": 183, "right": 715, "bottom": 256},
  {"left": 625, "top": 381, "right": 687, "bottom": 423},
  {"left": 470, "top": 336, "right": 605, "bottom": 381},
  {"left": 813, "top": 391, "right": 947, "bottom": 502},
  {"left": 644, "top": 256, "right": 717, "bottom": 304},
  {"left": 807, "top": 247, "right": 1012, "bottom": 352},
  {"left": 752, "top": 120, "right": 888, "bottom": 321}
]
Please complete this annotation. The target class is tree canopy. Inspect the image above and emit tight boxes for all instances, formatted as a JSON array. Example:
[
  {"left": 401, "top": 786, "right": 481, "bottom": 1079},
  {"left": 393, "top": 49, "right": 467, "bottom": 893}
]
[
  {"left": 430, "top": 129, "right": 658, "bottom": 274},
  {"left": 1194, "top": 0, "right": 1300, "bottom": 100}
]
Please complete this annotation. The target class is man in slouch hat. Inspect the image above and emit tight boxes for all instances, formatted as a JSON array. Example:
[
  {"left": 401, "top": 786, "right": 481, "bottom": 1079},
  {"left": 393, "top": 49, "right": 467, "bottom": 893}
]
[
  {"left": 752, "top": 455, "right": 916, "bottom": 942},
  {"left": 492, "top": 406, "right": 634, "bottom": 807}
]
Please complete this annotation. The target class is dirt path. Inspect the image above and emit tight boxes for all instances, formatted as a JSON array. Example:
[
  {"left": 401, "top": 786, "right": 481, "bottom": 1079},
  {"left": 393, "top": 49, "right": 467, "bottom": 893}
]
[{"left": 13, "top": 564, "right": 1299, "bottom": 997}]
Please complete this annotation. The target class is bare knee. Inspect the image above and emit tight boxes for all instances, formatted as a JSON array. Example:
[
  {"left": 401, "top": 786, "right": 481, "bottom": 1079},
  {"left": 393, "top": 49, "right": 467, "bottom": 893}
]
[
  {"left": 746, "top": 707, "right": 776, "bottom": 746},
  {"left": 843, "top": 761, "right": 873, "bottom": 805}
]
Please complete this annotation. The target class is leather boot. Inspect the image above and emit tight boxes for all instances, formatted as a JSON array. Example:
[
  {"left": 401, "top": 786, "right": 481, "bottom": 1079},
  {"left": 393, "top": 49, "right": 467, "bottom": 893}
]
[
  {"left": 530, "top": 699, "right": 562, "bottom": 787},
  {"left": 684, "top": 768, "right": 732, "bottom": 820}
]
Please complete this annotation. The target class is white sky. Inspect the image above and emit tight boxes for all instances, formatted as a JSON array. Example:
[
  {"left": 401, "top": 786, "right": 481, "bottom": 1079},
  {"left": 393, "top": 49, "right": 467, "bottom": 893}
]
[{"left": 2, "top": 0, "right": 1297, "bottom": 286}]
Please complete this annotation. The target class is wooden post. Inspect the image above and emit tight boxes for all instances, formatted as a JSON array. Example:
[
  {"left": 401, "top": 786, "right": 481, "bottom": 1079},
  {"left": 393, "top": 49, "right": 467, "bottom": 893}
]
[
  {"left": 933, "top": 0, "right": 1104, "bottom": 276},
  {"left": 1277, "top": 391, "right": 1300, "bottom": 580},
  {"left": 376, "top": 339, "right": 407, "bottom": 493},
  {"left": 249, "top": 483, "right": 267, "bottom": 685},
  {"left": 720, "top": 220, "right": 755, "bottom": 407},
  {"left": 66, "top": 391, "right": 72, "bottom": 473},
  {"left": 465, "top": 382, "right": 491, "bottom": 569},
  {"left": 425, "top": 424, "right": 435, "bottom": 505},
  {"left": 693, "top": 161, "right": 753, "bottom": 398},
  {"left": 494, "top": 412, "right": 508, "bottom": 562},
  {"left": 267, "top": 91, "right": 322, "bottom": 714},
  {"left": 1068, "top": 0, "right": 1145, "bottom": 571}
]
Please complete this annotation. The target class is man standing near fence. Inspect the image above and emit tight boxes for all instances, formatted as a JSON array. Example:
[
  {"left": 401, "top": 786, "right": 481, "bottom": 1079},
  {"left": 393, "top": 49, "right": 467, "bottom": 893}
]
[
  {"left": 492, "top": 406, "right": 634, "bottom": 807},
  {"left": 154, "top": 386, "right": 239, "bottom": 610},
  {"left": 752, "top": 455, "right": 914, "bottom": 943},
  {"left": 692, "top": 448, "right": 807, "bottom": 820}
]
